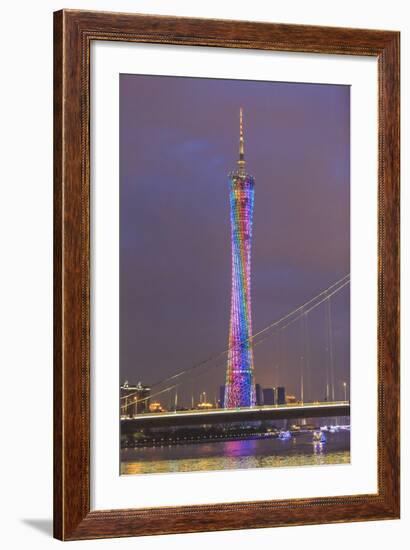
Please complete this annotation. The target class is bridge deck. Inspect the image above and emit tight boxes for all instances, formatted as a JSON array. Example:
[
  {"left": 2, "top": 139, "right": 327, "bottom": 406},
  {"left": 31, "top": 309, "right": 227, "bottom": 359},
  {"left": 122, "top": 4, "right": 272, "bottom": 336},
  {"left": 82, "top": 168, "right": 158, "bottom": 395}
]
[{"left": 121, "top": 402, "right": 350, "bottom": 430}]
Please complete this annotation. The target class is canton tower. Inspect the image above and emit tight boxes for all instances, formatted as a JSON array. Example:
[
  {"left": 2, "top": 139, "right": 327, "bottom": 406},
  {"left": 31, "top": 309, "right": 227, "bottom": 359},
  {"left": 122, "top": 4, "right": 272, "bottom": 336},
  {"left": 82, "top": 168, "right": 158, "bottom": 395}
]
[{"left": 224, "top": 108, "right": 256, "bottom": 408}]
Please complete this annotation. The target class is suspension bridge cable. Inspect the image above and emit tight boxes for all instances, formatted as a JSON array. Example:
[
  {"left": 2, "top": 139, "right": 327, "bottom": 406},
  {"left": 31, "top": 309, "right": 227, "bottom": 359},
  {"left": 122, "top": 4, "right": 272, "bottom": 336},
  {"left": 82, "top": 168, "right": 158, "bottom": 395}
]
[
  {"left": 267, "top": 279, "right": 350, "bottom": 335},
  {"left": 121, "top": 274, "right": 350, "bottom": 402},
  {"left": 326, "top": 297, "right": 335, "bottom": 401},
  {"left": 303, "top": 311, "right": 311, "bottom": 403},
  {"left": 123, "top": 278, "right": 350, "bottom": 409}
]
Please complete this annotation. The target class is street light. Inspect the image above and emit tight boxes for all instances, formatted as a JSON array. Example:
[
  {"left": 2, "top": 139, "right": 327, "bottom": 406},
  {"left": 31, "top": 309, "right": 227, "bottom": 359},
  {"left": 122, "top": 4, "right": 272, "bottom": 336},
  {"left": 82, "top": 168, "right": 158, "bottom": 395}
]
[{"left": 343, "top": 381, "right": 347, "bottom": 402}]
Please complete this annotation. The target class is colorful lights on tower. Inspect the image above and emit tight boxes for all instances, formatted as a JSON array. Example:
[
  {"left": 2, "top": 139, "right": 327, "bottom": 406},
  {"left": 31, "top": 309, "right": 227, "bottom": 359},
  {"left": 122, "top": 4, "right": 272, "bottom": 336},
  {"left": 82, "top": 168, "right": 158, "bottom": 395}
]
[{"left": 224, "top": 108, "right": 256, "bottom": 408}]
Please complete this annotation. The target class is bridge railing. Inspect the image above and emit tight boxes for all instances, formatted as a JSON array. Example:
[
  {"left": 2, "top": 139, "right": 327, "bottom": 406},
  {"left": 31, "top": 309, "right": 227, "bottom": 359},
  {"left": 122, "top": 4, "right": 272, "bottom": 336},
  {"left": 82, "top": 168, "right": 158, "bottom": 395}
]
[{"left": 121, "top": 400, "right": 350, "bottom": 420}]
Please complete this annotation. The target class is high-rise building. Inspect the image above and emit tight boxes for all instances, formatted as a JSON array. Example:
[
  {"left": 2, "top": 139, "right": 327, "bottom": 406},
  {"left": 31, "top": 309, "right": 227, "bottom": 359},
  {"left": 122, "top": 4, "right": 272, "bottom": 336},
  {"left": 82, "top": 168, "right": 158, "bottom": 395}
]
[
  {"left": 255, "top": 383, "right": 263, "bottom": 406},
  {"left": 120, "top": 380, "right": 150, "bottom": 416},
  {"left": 219, "top": 385, "right": 225, "bottom": 408},
  {"left": 275, "top": 386, "right": 286, "bottom": 405},
  {"left": 224, "top": 108, "right": 256, "bottom": 409},
  {"left": 263, "top": 387, "right": 275, "bottom": 406}
]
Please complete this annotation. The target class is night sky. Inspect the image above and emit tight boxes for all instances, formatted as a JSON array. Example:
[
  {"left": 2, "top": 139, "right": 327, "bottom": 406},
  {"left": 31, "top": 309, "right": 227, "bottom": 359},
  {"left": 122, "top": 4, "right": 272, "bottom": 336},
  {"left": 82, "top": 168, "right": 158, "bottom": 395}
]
[{"left": 120, "top": 74, "right": 350, "bottom": 408}]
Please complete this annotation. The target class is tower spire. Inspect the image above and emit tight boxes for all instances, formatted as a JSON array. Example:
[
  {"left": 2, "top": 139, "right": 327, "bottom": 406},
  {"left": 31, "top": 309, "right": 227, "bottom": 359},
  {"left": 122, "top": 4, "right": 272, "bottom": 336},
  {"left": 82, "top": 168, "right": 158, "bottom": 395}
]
[{"left": 238, "top": 107, "right": 246, "bottom": 176}]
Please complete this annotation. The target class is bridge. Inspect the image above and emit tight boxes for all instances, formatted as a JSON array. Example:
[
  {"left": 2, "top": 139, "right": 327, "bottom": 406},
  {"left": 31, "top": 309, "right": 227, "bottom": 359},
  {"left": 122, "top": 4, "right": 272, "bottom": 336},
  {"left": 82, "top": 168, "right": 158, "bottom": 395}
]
[
  {"left": 121, "top": 275, "right": 351, "bottom": 422},
  {"left": 121, "top": 401, "right": 349, "bottom": 430}
]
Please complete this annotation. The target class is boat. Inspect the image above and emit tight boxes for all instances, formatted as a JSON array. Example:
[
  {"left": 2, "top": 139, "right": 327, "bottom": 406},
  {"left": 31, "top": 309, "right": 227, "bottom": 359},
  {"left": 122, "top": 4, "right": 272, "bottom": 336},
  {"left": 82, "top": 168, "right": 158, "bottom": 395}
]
[
  {"left": 328, "top": 425, "right": 340, "bottom": 433},
  {"left": 313, "top": 430, "right": 327, "bottom": 443},
  {"left": 278, "top": 430, "right": 292, "bottom": 440}
]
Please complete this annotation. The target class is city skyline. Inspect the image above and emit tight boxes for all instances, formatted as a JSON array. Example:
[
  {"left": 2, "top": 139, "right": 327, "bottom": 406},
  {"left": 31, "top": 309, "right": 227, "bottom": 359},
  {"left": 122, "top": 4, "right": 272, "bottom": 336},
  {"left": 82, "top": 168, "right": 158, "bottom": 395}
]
[{"left": 120, "top": 74, "right": 350, "bottom": 409}]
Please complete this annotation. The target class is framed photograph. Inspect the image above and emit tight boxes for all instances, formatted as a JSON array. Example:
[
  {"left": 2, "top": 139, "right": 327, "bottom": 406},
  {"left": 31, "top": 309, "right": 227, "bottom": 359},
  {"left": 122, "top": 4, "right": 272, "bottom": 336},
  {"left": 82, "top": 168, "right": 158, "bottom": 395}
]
[{"left": 54, "top": 9, "right": 400, "bottom": 540}]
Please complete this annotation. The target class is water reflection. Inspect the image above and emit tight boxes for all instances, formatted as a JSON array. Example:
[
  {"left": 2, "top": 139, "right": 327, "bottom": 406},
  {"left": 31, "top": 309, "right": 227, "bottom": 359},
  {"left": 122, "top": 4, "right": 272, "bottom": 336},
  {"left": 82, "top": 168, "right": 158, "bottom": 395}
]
[
  {"left": 121, "top": 431, "right": 350, "bottom": 475},
  {"left": 224, "top": 438, "right": 258, "bottom": 457},
  {"left": 313, "top": 441, "right": 324, "bottom": 455}
]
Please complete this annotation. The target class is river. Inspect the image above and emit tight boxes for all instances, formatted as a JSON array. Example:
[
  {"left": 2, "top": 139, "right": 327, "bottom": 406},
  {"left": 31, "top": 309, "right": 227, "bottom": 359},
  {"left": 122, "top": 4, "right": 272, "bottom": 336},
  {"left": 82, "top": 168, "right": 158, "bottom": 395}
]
[{"left": 121, "top": 429, "right": 350, "bottom": 475}]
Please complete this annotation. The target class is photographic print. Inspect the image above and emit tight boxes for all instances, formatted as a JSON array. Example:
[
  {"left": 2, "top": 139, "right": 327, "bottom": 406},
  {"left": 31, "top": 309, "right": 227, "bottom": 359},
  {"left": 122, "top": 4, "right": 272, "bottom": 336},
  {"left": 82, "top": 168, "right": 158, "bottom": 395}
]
[
  {"left": 119, "top": 74, "right": 350, "bottom": 476},
  {"left": 54, "top": 11, "right": 400, "bottom": 538}
]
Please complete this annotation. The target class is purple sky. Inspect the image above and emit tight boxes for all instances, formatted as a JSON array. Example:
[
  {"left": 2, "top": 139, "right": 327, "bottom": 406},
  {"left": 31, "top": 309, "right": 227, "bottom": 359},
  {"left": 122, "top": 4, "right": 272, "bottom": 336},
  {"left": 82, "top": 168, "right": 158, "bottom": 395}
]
[{"left": 120, "top": 74, "right": 350, "bottom": 408}]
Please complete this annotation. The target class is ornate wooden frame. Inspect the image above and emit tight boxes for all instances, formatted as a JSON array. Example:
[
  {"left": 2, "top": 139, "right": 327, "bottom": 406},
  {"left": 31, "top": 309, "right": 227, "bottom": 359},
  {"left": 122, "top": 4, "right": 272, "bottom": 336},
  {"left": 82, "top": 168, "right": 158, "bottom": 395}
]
[{"left": 53, "top": 9, "right": 400, "bottom": 540}]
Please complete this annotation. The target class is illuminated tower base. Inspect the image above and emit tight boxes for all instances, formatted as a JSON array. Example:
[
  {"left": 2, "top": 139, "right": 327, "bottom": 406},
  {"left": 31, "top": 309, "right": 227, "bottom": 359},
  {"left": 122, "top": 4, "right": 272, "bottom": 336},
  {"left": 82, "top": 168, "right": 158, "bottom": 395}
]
[{"left": 224, "top": 109, "right": 256, "bottom": 408}]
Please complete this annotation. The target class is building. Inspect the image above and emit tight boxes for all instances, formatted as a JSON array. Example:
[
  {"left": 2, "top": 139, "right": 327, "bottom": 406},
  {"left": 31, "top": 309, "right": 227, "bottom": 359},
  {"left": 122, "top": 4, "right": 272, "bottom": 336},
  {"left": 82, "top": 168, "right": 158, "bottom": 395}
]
[
  {"left": 148, "top": 401, "right": 164, "bottom": 413},
  {"left": 120, "top": 381, "right": 150, "bottom": 416},
  {"left": 197, "top": 401, "right": 214, "bottom": 410},
  {"left": 219, "top": 385, "right": 225, "bottom": 408},
  {"left": 255, "top": 383, "right": 263, "bottom": 406},
  {"left": 275, "top": 386, "right": 286, "bottom": 405},
  {"left": 197, "top": 392, "right": 214, "bottom": 410},
  {"left": 263, "top": 387, "right": 275, "bottom": 405},
  {"left": 224, "top": 109, "right": 256, "bottom": 408}
]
